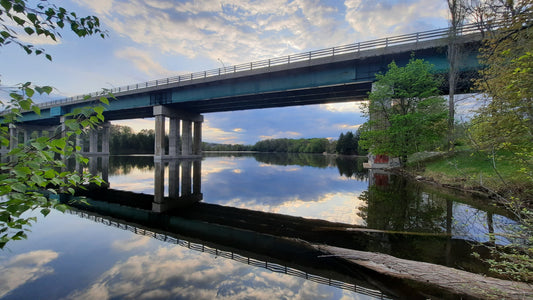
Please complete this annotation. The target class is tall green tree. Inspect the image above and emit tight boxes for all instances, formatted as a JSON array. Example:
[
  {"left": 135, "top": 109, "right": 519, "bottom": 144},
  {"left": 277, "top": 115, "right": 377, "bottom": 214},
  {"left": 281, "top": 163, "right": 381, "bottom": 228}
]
[
  {"left": 470, "top": 0, "right": 533, "bottom": 175},
  {"left": 0, "top": 0, "right": 107, "bottom": 248},
  {"left": 359, "top": 58, "right": 448, "bottom": 165}
]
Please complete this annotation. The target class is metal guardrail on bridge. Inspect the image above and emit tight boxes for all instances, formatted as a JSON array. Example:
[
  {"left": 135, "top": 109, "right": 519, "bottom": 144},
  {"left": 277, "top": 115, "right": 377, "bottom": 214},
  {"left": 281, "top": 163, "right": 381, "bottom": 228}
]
[{"left": 38, "top": 21, "right": 490, "bottom": 110}]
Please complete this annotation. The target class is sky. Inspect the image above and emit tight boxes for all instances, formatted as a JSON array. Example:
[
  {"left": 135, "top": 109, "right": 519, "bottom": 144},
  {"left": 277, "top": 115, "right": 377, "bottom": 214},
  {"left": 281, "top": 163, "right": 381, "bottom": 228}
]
[{"left": 0, "top": 0, "right": 456, "bottom": 144}]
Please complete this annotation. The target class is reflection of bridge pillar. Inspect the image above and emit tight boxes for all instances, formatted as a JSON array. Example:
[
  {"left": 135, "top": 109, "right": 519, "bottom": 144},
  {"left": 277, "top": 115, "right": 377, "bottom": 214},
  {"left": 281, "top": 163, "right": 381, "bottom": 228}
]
[
  {"left": 168, "top": 160, "right": 180, "bottom": 199},
  {"left": 87, "top": 155, "right": 110, "bottom": 187},
  {"left": 153, "top": 105, "right": 203, "bottom": 160},
  {"left": 193, "top": 160, "right": 201, "bottom": 194},
  {"left": 152, "top": 159, "right": 203, "bottom": 213},
  {"left": 181, "top": 160, "right": 192, "bottom": 196},
  {"left": 154, "top": 161, "right": 165, "bottom": 205}
]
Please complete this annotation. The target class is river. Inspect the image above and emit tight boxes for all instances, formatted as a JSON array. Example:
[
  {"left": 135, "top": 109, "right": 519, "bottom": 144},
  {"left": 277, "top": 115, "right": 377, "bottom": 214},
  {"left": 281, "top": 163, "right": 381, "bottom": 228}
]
[{"left": 0, "top": 153, "right": 520, "bottom": 299}]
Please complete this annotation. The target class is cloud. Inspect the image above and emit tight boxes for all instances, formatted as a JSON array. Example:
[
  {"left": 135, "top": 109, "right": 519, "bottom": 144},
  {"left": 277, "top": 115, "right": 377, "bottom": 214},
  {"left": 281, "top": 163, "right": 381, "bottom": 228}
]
[
  {"left": 344, "top": 0, "right": 448, "bottom": 40},
  {"left": 112, "top": 235, "right": 151, "bottom": 252},
  {"left": 0, "top": 250, "right": 59, "bottom": 298},
  {"left": 64, "top": 245, "right": 339, "bottom": 300},
  {"left": 115, "top": 47, "right": 175, "bottom": 77},
  {"left": 74, "top": 0, "right": 114, "bottom": 15},
  {"left": 77, "top": 0, "right": 352, "bottom": 65}
]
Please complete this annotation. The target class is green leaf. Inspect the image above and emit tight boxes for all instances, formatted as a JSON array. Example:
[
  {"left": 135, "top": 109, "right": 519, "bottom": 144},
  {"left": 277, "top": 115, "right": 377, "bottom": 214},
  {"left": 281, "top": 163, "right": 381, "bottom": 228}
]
[
  {"left": 50, "top": 139, "right": 66, "bottom": 149},
  {"left": 94, "top": 106, "right": 104, "bottom": 115},
  {"left": 40, "top": 208, "right": 51, "bottom": 217},
  {"left": 32, "top": 105, "right": 41, "bottom": 115},
  {"left": 0, "top": 0, "right": 12, "bottom": 11},
  {"left": 12, "top": 15, "right": 25, "bottom": 26},
  {"left": 31, "top": 174, "right": 46, "bottom": 187},
  {"left": 19, "top": 99, "right": 31, "bottom": 110},
  {"left": 25, "top": 87, "right": 34, "bottom": 97},
  {"left": 13, "top": 166, "right": 31, "bottom": 177},
  {"left": 99, "top": 97, "right": 109, "bottom": 105},
  {"left": 11, "top": 183, "right": 27, "bottom": 193},
  {"left": 24, "top": 27, "right": 34, "bottom": 35}
]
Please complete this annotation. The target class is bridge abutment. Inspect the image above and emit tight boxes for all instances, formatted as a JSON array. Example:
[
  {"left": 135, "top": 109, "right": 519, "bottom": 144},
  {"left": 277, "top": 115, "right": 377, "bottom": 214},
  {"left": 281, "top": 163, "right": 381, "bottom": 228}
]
[{"left": 153, "top": 105, "right": 203, "bottom": 161}]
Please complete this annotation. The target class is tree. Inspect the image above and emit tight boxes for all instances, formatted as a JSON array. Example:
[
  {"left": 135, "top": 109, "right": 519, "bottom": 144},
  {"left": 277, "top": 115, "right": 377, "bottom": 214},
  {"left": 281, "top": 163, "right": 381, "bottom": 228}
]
[
  {"left": 359, "top": 58, "right": 448, "bottom": 165},
  {"left": 0, "top": 0, "right": 107, "bottom": 248},
  {"left": 470, "top": 1, "right": 532, "bottom": 169},
  {"left": 446, "top": 0, "right": 467, "bottom": 151},
  {"left": 466, "top": 1, "right": 533, "bottom": 282}
]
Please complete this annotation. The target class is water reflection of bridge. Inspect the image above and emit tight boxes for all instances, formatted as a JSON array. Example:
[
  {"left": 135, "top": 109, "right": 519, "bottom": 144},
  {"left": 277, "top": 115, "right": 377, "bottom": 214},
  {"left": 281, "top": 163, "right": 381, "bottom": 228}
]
[{"left": 66, "top": 209, "right": 390, "bottom": 299}]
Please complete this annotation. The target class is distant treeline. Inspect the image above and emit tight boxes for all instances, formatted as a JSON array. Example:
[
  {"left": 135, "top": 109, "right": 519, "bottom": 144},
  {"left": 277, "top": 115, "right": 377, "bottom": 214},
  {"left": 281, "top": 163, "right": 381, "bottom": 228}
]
[{"left": 109, "top": 124, "right": 366, "bottom": 155}]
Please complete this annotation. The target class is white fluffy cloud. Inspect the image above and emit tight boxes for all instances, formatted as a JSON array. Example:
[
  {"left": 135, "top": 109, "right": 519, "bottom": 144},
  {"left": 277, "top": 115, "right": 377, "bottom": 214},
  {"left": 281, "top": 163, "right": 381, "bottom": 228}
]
[
  {"left": 65, "top": 245, "right": 336, "bottom": 299},
  {"left": 0, "top": 250, "right": 59, "bottom": 298},
  {"left": 115, "top": 47, "right": 175, "bottom": 78},
  {"left": 344, "top": 0, "right": 449, "bottom": 39}
]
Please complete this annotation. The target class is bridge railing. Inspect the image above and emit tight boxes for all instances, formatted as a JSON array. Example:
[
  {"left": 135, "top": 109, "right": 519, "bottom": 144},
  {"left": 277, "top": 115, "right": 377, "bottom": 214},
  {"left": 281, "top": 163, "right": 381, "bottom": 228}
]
[
  {"left": 67, "top": 209, "right": 391, "bottom": 299},
  {"left": 37, "top": 21, "right": 491, "bottom": 110}
]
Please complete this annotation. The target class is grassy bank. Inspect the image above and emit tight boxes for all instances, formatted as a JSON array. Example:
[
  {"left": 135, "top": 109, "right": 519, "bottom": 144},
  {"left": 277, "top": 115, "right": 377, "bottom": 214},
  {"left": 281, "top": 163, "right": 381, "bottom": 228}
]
[{"left": 408, "top": 150, "right": 532, "bottom": 204}]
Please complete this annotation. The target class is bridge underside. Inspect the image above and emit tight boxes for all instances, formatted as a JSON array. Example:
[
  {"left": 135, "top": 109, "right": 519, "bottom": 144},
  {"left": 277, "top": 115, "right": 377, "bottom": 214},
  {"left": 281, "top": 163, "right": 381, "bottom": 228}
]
[{"left": 99, "top": 81, "right": 373, "bottom": 121}]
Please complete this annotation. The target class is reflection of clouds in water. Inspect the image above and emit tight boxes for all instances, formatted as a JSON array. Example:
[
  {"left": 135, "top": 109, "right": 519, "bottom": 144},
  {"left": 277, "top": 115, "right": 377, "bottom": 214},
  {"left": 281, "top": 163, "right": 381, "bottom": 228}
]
[
  {"left": 109, "top": 171, "right": 154, "bottom": 193},
  {"left": 65, "top": 245, "right": 349, "bottom": 300},
  {"left": 451, "top": 203, "right": 518, "bottom": 245},
  {"left": 276, "top": 192, "right": 365, "bottom": 225},
  {"left": 112, "top": 235, "right": 151, "bottom": 252},
  {"left": 0, "top": 250, "right": 59, "bottom": 298},
  {"left": 212, "top": 192, "right": 364, "bottom": 225}
]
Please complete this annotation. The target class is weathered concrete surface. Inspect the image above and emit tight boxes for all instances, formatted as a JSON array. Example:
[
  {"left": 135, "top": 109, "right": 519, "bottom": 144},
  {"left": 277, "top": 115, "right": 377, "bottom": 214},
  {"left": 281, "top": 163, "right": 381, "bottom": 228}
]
[{"left": 317, "top": 245, "right": 533, "bottom": 300}]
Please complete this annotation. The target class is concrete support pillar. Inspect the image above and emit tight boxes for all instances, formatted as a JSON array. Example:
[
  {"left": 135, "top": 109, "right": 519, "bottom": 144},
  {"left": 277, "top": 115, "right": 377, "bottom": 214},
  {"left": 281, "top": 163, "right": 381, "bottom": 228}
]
[
  {"left": 182, "top": 120, "right": 192, "bottom": 156},
  {"left": 101, "top": 122, "right": 110, "bottom": 154},
  {"left": 89, "top": 129, "right": 98, "bottom": 153},
  {"left": 153, "top": 105, "right": 203, "bottom": 160},
  {"left": 23, "top": 129, "right": 29, "bottom": 145},
  {"left": 193, "top": 121, "right": 202, "bottom": 155},
  {"left": 169, "top": 117, "right": 180, "bottom": 157},
  {"left": 9, "top": 124, "right": 18, "bottom": 151},
  {"left": 154, "top": 114, "right": 165, "bottom": 159}
]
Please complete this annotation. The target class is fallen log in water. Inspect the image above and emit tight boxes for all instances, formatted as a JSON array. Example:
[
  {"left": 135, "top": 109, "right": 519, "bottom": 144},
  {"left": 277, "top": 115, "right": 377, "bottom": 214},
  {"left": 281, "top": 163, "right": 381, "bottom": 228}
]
[{"left": 316, "top": 245, "right": 533, "bottom": 300}]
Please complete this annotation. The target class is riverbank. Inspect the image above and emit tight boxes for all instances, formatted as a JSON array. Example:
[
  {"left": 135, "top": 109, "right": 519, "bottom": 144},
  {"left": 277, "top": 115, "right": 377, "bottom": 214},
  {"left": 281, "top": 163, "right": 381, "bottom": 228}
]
[{"left": 404, "top": 150, "right": 532, "bottom": 206}]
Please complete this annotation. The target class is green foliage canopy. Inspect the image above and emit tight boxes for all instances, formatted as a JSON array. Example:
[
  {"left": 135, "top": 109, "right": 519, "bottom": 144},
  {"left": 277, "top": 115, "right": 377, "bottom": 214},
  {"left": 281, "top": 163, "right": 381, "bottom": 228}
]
[{"left": 359, "top": 58, "right": 448, "bottom": 164}]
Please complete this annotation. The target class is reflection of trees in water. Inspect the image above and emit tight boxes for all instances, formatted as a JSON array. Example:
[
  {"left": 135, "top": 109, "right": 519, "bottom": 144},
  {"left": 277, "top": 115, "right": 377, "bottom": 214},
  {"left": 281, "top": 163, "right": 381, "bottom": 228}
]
[
  {"left": 335, "top": 156, "right": 367, "bottom": 180},
  {"left": 252, "top": 153, "right": 330, "bottom": 168},
  {"left": 358, "top": 175, "right": 447, "bottom": 233},
  {"left": 253, "top": 153, "right": 368, "bottom": 179},
  {"left": 105, "top": 153, "right": 368, "bottom": 179},
  {"left": 358, "top": 174, "right": 522, "bottom": 245},
  {"left": 108, "top": 156, "right": 154, "bottom": 175}
]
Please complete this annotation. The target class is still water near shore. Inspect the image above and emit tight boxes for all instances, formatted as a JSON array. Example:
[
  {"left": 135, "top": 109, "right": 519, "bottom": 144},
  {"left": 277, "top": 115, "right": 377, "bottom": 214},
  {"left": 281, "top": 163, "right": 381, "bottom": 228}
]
[{"left": 0, "top": 153, "right": 519, "bottom": 299}]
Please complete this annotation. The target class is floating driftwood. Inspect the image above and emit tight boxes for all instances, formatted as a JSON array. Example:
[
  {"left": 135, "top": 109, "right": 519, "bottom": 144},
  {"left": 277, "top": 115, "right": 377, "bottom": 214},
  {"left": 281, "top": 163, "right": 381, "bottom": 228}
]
[{"left": 316, "top": 245, "right": 532, "bottom": 300}]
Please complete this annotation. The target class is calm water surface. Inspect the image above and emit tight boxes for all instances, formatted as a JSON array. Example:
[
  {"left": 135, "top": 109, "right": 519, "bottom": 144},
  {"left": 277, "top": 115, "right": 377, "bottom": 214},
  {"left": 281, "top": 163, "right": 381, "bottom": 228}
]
[{"left": 0, "top": 153, "right": 518, "bottom": 299}]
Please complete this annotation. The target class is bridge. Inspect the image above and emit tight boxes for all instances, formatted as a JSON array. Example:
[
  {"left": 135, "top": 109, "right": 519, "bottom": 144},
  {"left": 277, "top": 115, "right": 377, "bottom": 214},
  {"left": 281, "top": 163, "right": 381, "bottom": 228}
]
[{"left": 7, "top": 22, "right": 484, "bottom": 159}]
